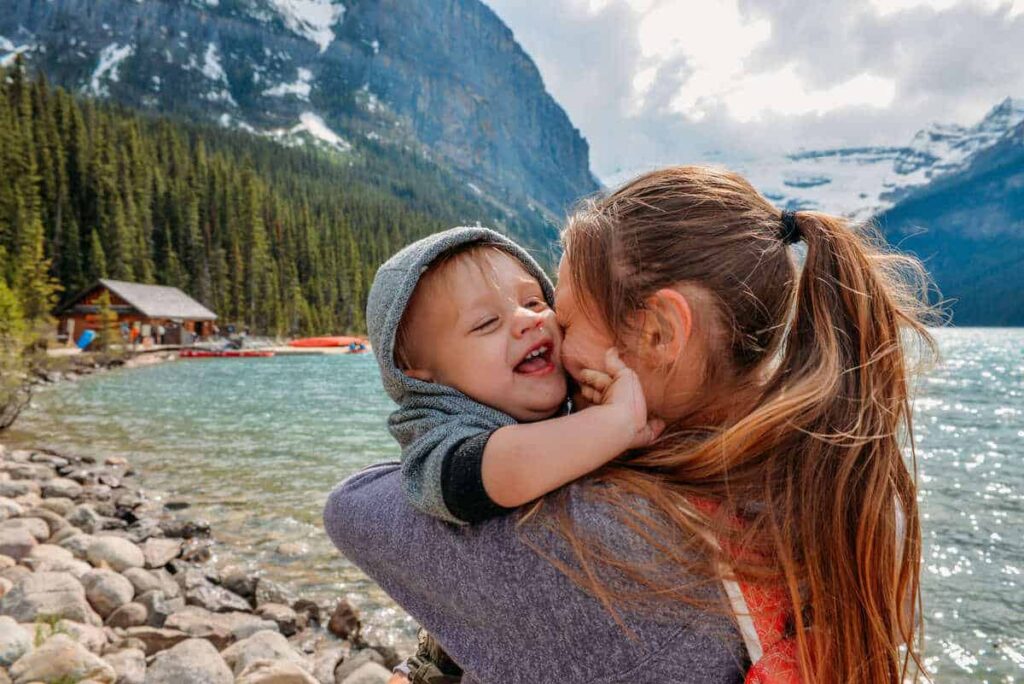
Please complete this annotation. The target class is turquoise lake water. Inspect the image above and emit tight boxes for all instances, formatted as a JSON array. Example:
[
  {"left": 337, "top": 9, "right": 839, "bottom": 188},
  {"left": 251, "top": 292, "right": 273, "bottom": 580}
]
[{"left": 5, "top": 328, "right": 1023, "bottom": 681}]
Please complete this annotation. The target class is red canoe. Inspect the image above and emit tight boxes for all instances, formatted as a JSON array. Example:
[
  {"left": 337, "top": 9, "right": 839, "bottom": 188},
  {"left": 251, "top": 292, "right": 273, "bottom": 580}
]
[
  {"left": 179, "top": 349, "right": 275, "bottom": 358},
  {"left": 288, "top": 336, "right": 368, "bottom": 348}
]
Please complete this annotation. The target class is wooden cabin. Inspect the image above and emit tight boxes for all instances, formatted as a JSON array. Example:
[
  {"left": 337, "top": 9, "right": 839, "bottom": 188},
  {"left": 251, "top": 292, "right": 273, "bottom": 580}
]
[{"left": 57, "top": 279, "right": 218, "bottom": 346}]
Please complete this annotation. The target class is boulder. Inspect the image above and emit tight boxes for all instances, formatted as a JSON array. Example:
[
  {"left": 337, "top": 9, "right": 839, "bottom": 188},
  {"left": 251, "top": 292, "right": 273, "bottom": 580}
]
[
  {"left": 9, "top": 633, "right": 116, "bottom": 684},
  {"left": 0, "top": 498, "right": 23, "bottom": 520},
  {"left": 222, "top": 630, "right": 309, "bottom": 676},
  {"left": 140, "top": 538, "right": 180, "bottom": 568},
  {"left": 22, "top": 507, "right": 69, "bottom": 536},
  {"left": 327, "top": 599, "right": 361, "bottom": 641},
  {"left": 23, "top": 556, "right": 93, "bottom": 577},
  {"left": 106, "top": 601, "right": 148, "bottom": 628},
  {"left": 255, "top": 578, "right": 297, "bottom": 608},
  {"left": 149, "top": 568, "right": 181, "bottom": 598},
  {"left": 28, "top": 619, "right": 109, "bottom": 653},
  {"left": 221, "top": 565, "right": 257, "bottom": 600},
  {"left": 68, "top": 504, "right": 103, "bottom": 533},
  {"left": 0, "top": 615, "right": 30, "bottom": 666},
  {"left": 338, "top": 662, "right": 392, "bottom": 684},
  {"left": 0, "top": 518, "right": 49, "bottom": 542},
  {"left": 163, "top": 606, "right": 233, "bottom": 650},
  {"left": 333, "top": 650, "right": 385, "bottom": 683},
  {"left": 181, "top": 574, "right": 251, "bottom": 613},
  {"left": 41, "top": 477, "right": 83, "bottom": 499},
  {"left": 38, "top": 496, "right": 75, "bottom": 516},
  {"left": 0, "top": 571, "right": 100, "bottom": 625},
  {"left": 217, "top": 611, "right": 279, "bottom": 642},
  {"left": 103, "top": 647, "right": 146, "bottom": 684},
  {"left": 122, "top": 626, "right": 189, "bottom": 655},
  {"left": 82, "top": 569, "right": 136, "bottom": 617},
  {"left": 136, "top": 590, "right": 185, "bottom": 628},
  {"left": 143, "top": 638, "right": 232, "bottom": 684},
  {"left": 4, "top": 463, "right": 53, "bottom": 480},
  {"left": 87, "top": 536, "right": 145, "bottom": 572},
  {"left": 122, "top": 567, "right": 161, "bottom": 595},
  {"left": 258, "top": 603, "right": 299, "bottom": 636},
  {"left": 25, "top": 543, "right": 73, "bottom": 563},
  {"left": 310, "top": 641, "right": 349, "bottom": 684},
  {"left": 0, "top": 482, "right": 38, "bottom": 499},
  {"left": 236, "top": 660, "right": 319, "bottom": 684},
  {"left": 0, "top": 529, "right": 36, "bottom": 561}
]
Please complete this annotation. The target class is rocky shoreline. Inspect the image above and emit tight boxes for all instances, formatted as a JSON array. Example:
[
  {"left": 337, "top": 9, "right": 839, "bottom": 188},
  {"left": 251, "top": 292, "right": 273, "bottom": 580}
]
[{"left": 0, "top": 442, "right": 398, "bottom": 684}]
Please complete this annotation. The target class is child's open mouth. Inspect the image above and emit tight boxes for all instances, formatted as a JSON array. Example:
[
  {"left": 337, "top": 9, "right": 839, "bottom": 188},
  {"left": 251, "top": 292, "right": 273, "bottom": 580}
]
[{"left": 514, "top": 342, "right": 555, "bottom": 375}]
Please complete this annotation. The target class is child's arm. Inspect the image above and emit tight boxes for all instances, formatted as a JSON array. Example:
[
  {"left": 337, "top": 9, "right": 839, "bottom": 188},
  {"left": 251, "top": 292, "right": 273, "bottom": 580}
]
[{"left": 480, "top": 348, "right": 664, "bottom": 508}]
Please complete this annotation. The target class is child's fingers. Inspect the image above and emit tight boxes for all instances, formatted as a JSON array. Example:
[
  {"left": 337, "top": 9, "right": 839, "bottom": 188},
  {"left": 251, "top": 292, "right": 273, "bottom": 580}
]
[
  {"left": 638, "top": 417, "right": 666, "bottom": 445},
  {"left": 604, "top": 347, "right": 628, "bottom": 376},
  {"left": 580, "top": 384, "right": 602, "bottom": 404},
  {"left": 578, "top": 368, "right": 612, "bottom": 391}
]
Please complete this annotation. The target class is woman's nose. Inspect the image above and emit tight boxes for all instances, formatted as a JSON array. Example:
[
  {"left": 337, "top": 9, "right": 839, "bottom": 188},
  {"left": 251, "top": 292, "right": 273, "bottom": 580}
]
[{"left": 512, "top": 307, "right": 544, "bottom": 338}]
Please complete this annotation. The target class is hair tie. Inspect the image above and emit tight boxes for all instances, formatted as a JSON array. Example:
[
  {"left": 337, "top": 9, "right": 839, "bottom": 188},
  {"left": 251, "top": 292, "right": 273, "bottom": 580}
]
[{"left": 779, "top": 210, "right": 802, "bottom": 245}]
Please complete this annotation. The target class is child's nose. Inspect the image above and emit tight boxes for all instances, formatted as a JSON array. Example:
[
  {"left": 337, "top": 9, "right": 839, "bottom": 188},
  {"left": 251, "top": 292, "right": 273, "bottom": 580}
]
[{"left": 512, "top": 308, "right": 544, "bottom": 338}]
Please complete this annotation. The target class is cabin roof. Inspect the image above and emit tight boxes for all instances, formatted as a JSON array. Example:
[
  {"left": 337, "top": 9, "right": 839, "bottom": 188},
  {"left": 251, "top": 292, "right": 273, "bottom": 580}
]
[{"left": 68, "top": 279, "right": 218, "bottom": 321}]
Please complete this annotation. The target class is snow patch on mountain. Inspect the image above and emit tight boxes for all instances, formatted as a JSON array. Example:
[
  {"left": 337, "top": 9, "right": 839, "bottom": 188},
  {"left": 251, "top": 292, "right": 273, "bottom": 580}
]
[
  {"left": 263, "top": 67, "right": 313, "bottom": 100},
  {"left": 266, "top": 0, "right": 345, "bottom": 53},
  {"left": 736, "top": 97, "right": 1024, "bottom": 219},
  {"left": 88, "top": 43, "right": 134, "bottom": 97},
  {"left": 0, "top": 35, "right": 34, "bottom": 67},
  {"left": 202, "top": 42, "right": 227, "bottom": 82}
]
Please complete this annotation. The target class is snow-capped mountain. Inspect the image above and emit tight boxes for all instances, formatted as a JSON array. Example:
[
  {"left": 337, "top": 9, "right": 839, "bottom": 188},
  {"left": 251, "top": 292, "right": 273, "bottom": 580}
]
[
  {"left": 0, "top": 0, "right": 598, "bottom": 223},
  {"left": 737, "top": 97, "right": 1024, "bottom": 220}
]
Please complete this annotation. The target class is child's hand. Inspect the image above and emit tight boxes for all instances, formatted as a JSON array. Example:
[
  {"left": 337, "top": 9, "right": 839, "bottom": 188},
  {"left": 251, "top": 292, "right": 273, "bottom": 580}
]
[{"left": 578, "top": 348, "right": 665, "bottom": 449}]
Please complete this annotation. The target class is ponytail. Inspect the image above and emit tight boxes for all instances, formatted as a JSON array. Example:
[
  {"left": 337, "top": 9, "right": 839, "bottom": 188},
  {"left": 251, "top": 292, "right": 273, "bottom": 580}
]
[{"left": 551, "top": 166, "right": 935, "bottom": 683}]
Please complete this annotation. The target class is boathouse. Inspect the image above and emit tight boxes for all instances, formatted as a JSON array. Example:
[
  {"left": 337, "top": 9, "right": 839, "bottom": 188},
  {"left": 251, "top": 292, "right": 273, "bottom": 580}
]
[{"left": 57, "top": 279, "right": 218, "bottom": 346}]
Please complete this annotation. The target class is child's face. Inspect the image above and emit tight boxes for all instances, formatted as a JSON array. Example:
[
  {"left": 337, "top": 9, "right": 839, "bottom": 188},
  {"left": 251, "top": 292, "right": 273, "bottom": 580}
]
[{"left": 402, "top": 250, "right": 567, "bottom": 422}]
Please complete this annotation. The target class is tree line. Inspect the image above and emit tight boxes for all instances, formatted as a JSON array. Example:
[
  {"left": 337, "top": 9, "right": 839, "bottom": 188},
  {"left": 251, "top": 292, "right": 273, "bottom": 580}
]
[{"left": 1, "top": 57, "right": 541, "bottom": 341}]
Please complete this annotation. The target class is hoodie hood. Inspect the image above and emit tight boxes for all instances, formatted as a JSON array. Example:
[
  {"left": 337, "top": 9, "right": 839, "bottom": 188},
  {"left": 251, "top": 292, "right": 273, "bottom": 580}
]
[{"left": 366, "top": 226, "right": 556, "bottom": 407}]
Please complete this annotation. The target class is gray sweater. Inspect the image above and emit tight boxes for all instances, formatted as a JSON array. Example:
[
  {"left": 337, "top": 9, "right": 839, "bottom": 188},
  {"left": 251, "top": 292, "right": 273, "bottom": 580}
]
[
  {"left": 366, "top": 227, "right": 560, "bottom": 524},
  {"left": 323, "top": 462, "right": 747, "bottom": 683}
]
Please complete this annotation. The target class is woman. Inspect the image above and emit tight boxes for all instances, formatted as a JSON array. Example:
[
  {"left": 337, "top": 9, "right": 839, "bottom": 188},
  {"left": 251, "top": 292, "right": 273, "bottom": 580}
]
[{"left": 324, "top": 166, "right": 930, "bottom": 683}]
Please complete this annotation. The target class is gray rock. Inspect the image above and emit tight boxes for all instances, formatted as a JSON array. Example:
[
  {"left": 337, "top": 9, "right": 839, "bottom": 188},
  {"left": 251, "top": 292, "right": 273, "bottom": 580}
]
[
  {"left": 41, "top": 477, "right": 83, "bottom": 499},
  {"left": 122, "top": 626, "right": 190, "bottom": 655},
  {"left": 22, "top": 507, "right": 70, "bottom": 536},
  {"left": 106, "top": 601, "right": 148, "bottom": 629},
  {"left": 221, "top": 565, "right": 257, "bottom": 600},
  {"left": 103, "top": 647, "right": 146, "bottom": 684},
  {"left": 122, "top": 567, "right": 161, "bottom": 595},
  {"left": 333, "top": 650, "right": 385, "bottom": 683},
  {"left": 0, "top": 498, "right": 23, "bottom": 520},
  {"left": 50, "top": 525, "right": 84, "bottom": 545},
  {"left": 0, "top": 615, "right": 30, "bottom": 666},
  {"left": 82, "top": 569, "right": 136, "bottom": 618},
  {"left": 33, "top": 618, "right": 109, "bottom": 653},
  {"left": 0, "top": 482, "right": 38, "bottom": 499},
  {"left": 0, "top": 566, "right": 30, "bottom": 584},
  {"left": 0, "top": 571, "right": 101, "bottom": 625},
  {"left": 143, "top": 637, "right": 232, "bottom": 684},
  {"left": 310, "top": 641, "right": 349, "bottom": 684},
  {"left": 87, "top": 536, "right": 145, "bottom": 571},
  {"left": 163, "top": 606, "right": 233, "bottom": 649},
  {"left": 275, "top": 542, "right": 308, "bottom": 557},
  {"left": 158, "top": 517, "right": 210, "bottom": 539},
  {"left": 0, "top": 577, "right": 11, "bottom": 598},
  {"left": 136, "top": 590, "right": 184, "bottom": 628},
  {"left": 38, "top": 496, "right": 75, "bottom": 516},
  {"left": 338, "top": 662, "right": 392, "bottom": 684},
  {"left": 140, "top": 538, "right": 181, "bottom": 568},
  {"left": 149, "top": 568, "right": 181, "bottom": 598},
  {"left": 236, "top": 660, "right": 319, "bottom": 684},
  {"left": 4, "top": 462, "right": 53, "bottom": 480},
  {"left": 9, "top": 633, "right": 116, "bottom": 684},
  {"left": 68, "top": 503, "right": 104, "bottom": 533},
  {"left": 179, "top": 537, "right": 213, "bottom": 563},
  {"left": 178, "top": 570, "right": 251, "bottom": 613},
  {"left": 21, "top": 556, "right": 93, "bottom": 577},
  {"left": 0, "top": 529, "right": 36, "bottom": 561},
  {"left": 256, "top": 578, "right": 297, "bottom": 608},
  {"left": 217, "top": 611, "right": 278, "bottom": 641},
  {"left": 0, "top": 518, "right": 50, "bottom": 542},
  {"left": 25, "top": 542, "right": 74, "bottom": 563},
  {"left": 222, "top": 630, "right": 309, "bottom": 676},
  {"left": 0, "top": 555, "right": 12, "bottom": 569},
  {"left": 258, "top": 603, "right": 299, "bottom": 636},
  {"left": 105, "top": 456, "right": 129, "bottom": 467}
]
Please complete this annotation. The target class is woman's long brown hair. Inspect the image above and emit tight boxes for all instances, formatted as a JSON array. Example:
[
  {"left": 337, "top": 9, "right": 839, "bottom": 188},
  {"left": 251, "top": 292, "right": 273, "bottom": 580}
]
[{"left": 552, "top": 166, "right": 935, "bottom": 683}]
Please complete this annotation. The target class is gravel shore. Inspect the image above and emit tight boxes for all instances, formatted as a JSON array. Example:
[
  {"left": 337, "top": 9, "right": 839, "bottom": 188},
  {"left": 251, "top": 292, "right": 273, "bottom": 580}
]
[{"left": 0, "top": 442, "right": 397, "bottom": 684}]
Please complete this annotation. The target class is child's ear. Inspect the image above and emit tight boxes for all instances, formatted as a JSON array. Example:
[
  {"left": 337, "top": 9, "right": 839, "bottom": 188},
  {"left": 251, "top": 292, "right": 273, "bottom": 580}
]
[
  {"left": 403, "top": 368, "right": 434, "bottom": 382},
  {"left": 638, "top": 288, "right": 693, "bottom": 364}
]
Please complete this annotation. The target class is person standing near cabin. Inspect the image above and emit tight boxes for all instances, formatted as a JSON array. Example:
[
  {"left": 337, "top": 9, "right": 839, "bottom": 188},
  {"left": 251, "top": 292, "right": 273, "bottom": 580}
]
[{"left": 325, "top": 166, "right": 931, "bottom": 683}]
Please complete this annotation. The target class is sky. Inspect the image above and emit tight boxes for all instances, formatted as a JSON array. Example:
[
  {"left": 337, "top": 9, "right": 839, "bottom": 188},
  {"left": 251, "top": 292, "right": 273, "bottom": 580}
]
[{"left": 484, "top": 0, "right": 1024, "bottom": 183}]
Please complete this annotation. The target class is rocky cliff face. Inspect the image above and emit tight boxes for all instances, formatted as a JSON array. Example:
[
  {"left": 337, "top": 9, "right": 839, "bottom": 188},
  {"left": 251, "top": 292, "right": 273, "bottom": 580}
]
[{"left": 0, "top": 0, "right": 598, "bottom": 223}]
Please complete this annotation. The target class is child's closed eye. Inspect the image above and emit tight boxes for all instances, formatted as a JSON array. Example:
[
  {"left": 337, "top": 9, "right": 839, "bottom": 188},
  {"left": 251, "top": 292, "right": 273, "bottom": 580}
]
[{"left": 471, "top": 316, "right": 499, "bottom": 333}]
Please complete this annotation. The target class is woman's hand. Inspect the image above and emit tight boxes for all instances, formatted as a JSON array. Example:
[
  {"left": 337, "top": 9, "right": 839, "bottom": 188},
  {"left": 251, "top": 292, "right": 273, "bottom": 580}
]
[
  {"left": 387, "top": 673, "right": 410, "bottom": 684},
  {"left": 578, "top": 348, "right": 665, "bottom": 449}
]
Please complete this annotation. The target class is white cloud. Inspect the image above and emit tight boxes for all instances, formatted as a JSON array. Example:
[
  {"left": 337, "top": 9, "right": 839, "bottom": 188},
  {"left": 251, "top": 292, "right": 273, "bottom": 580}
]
[{"left": 485, "top": 0, "right": 1024, "bottom": 181}]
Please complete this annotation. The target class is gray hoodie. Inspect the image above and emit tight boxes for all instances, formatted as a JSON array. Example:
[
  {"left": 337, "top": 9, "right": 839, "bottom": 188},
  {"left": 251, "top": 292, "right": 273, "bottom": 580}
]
[{"left": 366, "top": 226, "right": 558, "bottom": 524}]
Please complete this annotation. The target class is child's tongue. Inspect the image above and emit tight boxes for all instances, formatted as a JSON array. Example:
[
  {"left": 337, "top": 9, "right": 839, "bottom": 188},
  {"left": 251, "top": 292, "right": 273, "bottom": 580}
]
[{"left": 516, "top": 355, "right": 548, "bottom": 374}]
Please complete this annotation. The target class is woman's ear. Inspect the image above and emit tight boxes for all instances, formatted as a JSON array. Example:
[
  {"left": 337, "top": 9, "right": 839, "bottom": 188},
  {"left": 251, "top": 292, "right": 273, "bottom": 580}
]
[
  {"left": 403, "top": 368, "right": 434, "bottom": 382},
  {"left": 638, "top": 288, "right": 693, "bottom": 364}
]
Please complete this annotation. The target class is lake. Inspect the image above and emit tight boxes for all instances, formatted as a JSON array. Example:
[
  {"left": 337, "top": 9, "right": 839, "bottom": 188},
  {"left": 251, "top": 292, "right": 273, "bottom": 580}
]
[{"left": 5, "top": 328, "right": 1023, "bottom": 681}]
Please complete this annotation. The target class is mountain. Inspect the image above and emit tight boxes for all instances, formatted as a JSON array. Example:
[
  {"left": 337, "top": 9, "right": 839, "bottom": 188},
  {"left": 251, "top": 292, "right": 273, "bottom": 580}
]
[
  {"left": 0, "top": 0, "right": 599, "bottom": 238},
  {"left": 738, "top": 97, "right": 1024, "bottom": 220},
  {"left": 876, "top": 119, "right": 1024, "bottom": 326}
]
